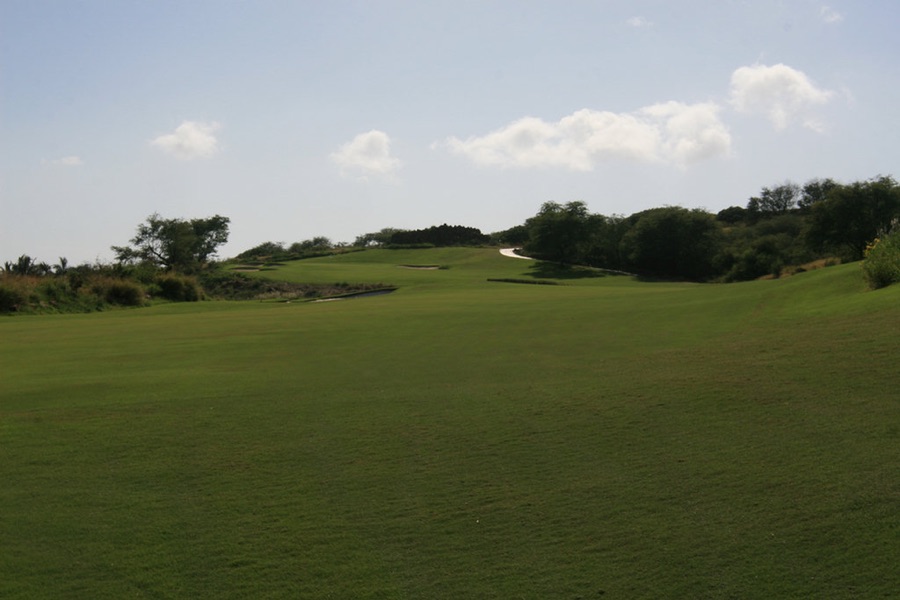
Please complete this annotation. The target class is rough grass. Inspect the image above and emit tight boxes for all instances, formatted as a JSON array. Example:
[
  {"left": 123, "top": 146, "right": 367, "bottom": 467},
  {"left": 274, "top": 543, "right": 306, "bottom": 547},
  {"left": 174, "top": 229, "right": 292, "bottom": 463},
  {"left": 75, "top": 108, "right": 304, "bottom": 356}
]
[{"left": 1, "top": 249, "right": 898, "bottom": 599}]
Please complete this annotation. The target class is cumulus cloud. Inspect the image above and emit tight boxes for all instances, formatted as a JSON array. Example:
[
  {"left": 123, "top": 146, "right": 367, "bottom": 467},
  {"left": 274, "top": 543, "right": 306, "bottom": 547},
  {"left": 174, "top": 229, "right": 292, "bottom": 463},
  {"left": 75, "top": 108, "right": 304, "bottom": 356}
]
[
  {"left": 626, "top": 16, "right": 652, "bottom": 28},
  {"left": 729, "top": 63, "right": 833, "bottom": 131},
  {"left": 46, "top": 155, "right": 84, "bottom": 167},
  {"left": 151, "top": 120, "right": 221, "bottom": 159},
  {"left": 330, "top": 130, "right": 402, "bottom": 179},
  {"left": 819, "top": 6, "right": 843, "bottom": 24},
  {"left": 441, "top": 102, "right": 730, "bottom": 170}
]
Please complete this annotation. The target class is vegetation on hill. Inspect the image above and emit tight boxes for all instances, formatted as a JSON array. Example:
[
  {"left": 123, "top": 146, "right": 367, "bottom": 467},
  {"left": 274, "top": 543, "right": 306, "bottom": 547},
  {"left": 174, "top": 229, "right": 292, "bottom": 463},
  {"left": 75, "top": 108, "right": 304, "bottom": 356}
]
[
  {"left": 3, "top": 174, "right": 900, "bottom": 314},
  {"left": 386, "top": 223, "right": 490, "bottom": 247},
  {"left": 233, "top": 237, "right": 359, "bottom": 263},
  {"left": 495, "top": 175, "right": 900, "bottom": 282}
]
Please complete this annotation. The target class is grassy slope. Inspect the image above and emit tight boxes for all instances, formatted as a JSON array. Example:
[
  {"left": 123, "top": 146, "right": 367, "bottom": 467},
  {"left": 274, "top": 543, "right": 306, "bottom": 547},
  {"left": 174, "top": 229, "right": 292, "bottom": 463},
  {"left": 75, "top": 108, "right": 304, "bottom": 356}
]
[{"left": 1, "top": 249, "right": 898, "bottom": 599}]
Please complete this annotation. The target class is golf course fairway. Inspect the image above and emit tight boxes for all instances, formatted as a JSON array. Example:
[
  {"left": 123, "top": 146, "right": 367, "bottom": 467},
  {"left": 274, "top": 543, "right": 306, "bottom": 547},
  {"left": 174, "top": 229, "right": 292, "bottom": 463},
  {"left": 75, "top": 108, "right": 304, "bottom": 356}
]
[{"left": 2, "top": 248, "right": 898, "bottom": 599}]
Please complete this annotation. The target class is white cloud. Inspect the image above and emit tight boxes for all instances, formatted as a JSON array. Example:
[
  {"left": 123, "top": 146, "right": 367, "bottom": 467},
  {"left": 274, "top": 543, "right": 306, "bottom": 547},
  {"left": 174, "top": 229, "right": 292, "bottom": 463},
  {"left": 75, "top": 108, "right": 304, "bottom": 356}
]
[
  {"left": 729, "top": 63, "right": 833, "bottom": 131},
  {"left": 626, "top": 16, "right": 652, "bottom": 28},
  {"left": 441, "top": 102, "right": 731, "bottom": 170},
  {"left": 46, "top": 155, "right": 84, "bottom": 167},
  {"left": 330, "top": 130, "right": 401, "bottom": 179},
  {"left": 151, "top": 120, "right": 221, "bottom": 160},
  {"left": 641, "top": 102, "right": 733, "bottom": 164},
  {"left": 820, "top": 6, "right": 843, "bottom": 24}
]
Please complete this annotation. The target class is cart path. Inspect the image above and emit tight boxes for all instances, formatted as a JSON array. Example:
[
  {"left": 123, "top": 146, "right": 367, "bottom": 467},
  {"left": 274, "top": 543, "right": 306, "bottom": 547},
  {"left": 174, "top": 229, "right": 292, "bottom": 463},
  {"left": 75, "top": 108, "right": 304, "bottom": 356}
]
[{"left": 499, "top": 248, "right": 534, "bottom": 260}]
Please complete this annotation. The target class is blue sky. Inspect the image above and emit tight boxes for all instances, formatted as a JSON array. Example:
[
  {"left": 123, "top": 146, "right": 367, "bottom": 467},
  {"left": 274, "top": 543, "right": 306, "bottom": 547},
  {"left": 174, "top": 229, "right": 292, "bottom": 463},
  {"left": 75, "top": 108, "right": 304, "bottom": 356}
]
[{"left": 2, "top": 0, "right": 898, "bottom": 263}]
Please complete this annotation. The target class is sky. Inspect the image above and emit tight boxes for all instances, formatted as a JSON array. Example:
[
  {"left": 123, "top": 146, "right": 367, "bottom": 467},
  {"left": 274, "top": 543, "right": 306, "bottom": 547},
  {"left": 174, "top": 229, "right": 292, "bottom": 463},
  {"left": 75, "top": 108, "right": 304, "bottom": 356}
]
[{"left": 2, "top": 0, "right": 899, "bottom": 264}]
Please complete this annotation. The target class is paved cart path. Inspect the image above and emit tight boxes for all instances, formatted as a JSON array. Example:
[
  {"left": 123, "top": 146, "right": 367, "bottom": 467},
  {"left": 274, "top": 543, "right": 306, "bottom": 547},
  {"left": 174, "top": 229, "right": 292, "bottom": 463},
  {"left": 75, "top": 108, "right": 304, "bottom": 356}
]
[{"left": 499, "top": 248, "right": 534, "bottom": 260}]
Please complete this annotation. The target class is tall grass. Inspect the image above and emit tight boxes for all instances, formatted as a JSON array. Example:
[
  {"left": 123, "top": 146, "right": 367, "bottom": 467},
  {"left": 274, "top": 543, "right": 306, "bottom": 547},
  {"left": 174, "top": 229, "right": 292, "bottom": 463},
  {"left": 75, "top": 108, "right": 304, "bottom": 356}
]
[{"left": 1, "top": 250, "right": 898, "bottom": 598}]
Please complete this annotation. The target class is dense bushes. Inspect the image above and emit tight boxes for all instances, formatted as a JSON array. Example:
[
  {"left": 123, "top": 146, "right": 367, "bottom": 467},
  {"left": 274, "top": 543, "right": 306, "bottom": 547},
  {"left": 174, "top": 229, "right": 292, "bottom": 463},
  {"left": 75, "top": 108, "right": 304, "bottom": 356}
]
[
  {"left": 0, "top": 256, "right": 215, "bottom": 314},
  {"left": 0, "top": 280, "right": 27, "bottom": 312},
  {"left": 0, "top": 270, "right": 146, "bottom": 313},
  {"left": 388, "top": 224, "right": 489, "bottom": 247},
  {"left": 154, "top": 274, "right": 201, "bottom": 301},
  {"left": 234, "top": 238, "right": 362, "bottom": 263},
  {"left": 806, "top": 176, "right": 900, "bottom": 260},
  {"left": 861, "top": 220, "right": 900, "bottom": 289},
  {"left": 504, "top": 175, "right": 900, "bottom": 282},
  {"left": 92, "top": 277, "right": 145, "bottom": 306}
]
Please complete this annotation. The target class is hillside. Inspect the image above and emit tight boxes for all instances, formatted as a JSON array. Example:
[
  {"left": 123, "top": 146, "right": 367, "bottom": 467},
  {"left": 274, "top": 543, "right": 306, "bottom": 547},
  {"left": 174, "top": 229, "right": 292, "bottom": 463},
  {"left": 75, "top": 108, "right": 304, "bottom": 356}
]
[{"left": 1, "top": 248, "right": 898, "bottom": 599}]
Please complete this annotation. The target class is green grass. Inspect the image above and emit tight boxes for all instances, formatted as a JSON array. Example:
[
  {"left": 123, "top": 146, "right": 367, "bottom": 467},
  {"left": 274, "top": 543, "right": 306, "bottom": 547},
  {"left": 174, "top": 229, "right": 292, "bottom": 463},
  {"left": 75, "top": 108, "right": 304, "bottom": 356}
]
[{"left": 2, "top": 248, "right": 898, "bottom": 598}]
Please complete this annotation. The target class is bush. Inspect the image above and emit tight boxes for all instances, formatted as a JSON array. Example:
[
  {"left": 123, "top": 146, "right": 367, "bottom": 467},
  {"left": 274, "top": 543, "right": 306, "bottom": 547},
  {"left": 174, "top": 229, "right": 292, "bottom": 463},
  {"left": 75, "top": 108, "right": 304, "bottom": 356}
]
[
  {"left": 861, "top": 221, "right": 900, "bottom": 289},
  {"left": 0, "top": 282, "right": 27, "bottom": 312},
  {"left": 155, "top": 273, "right": 202, "bottom": 301},
  {"left": 37, "top": 278, "right": 71, "bottom": 303},
  {"left": 91, "top": 277, "right": 145, "bottom": 306}
]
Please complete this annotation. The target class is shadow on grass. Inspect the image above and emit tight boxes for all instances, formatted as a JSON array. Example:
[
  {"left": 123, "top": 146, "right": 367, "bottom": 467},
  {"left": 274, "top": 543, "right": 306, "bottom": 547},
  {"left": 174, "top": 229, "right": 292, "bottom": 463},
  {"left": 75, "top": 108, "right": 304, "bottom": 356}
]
[{"left": 527, "top": 262, "right": 631, "bottom": 280}]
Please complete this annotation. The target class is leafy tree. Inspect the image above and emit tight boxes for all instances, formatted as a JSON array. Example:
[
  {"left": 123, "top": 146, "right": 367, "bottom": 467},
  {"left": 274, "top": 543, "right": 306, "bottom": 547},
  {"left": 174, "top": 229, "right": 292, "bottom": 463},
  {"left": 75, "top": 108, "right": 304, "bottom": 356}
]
[
  {"left": 289, "top": 237, "right": 332, "bottom": 253},
  {"left": 54, "top": 257, "right": 69, "bottom": 276},
  {"left": 798, "top": 177, "right": 838, "bottom": 210},
  {"left": 716, "top": 206, "right": 749, "bottom": 224},
  {"left": 112, "top": 213, "right": 230, "bottom": 271},
  {"left": 354, "top": 228, "right": 406, "bottom": 247},
  {"left": 747, "top": 182, "right": 800, "bottom": 218},
  {"left": 524, "top": 201, "right": 592, "bottom": 263},
  {"left": 389, "top": 224, "right": 489, "bottom": 247},
  {"left": 3, "top": 254, "right": 51, "bottom": 276},
  {"left": 806, "top": 176, "right": 900, "bottom": 260},
  {"left": 583, "top": 213, "right": 628, "bottom": 270},
  {"left": 491, "top": 224, "right": 530, "bottom": 246},
  {"left": 620, "top": 207, "right": 722, "bottom": 280},
  {"left": 236, "top": 241, "right": 287, "bottom": 260}
]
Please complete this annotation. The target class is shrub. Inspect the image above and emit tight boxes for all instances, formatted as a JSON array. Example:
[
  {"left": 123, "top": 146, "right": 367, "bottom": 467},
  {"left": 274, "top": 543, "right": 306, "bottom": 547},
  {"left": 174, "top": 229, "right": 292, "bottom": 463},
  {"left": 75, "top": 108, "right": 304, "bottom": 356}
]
[
  {"left": 155, "top": 273, "right": 202, "bottom": 301},
  {"left": 861, "top": 221, "right": 900, "bottom": 289},
  {"left": 0, "top": 282, "right": 27, "bottom": 312},
  {"left": 37, "top": 278, "right": 71, "bottom": 303},
  {"left": 91, "top": 277, "right": 145, "bottom": 306}
]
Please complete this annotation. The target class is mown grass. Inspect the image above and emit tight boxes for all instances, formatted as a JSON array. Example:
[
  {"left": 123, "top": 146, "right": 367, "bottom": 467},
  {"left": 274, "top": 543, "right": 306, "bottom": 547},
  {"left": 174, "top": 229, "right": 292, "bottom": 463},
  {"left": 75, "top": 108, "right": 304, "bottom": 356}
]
[{"left": 2, "top": 249, "right": 898, "bottom": 598}]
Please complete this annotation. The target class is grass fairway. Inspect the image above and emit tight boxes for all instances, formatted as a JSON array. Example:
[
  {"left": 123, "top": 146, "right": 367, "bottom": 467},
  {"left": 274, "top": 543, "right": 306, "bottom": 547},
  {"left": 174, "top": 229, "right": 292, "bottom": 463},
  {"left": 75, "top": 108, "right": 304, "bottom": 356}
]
[{"left": 2, "top": 248, "right": 898, "bottom": 599}]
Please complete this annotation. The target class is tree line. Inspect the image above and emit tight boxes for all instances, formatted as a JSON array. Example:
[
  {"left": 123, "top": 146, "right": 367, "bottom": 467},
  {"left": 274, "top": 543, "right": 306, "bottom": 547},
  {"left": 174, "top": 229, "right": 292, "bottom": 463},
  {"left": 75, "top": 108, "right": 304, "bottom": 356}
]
[
  {"left": 238, "top": 224, "right": 490, "bottom": 262},
  {"left": 4, "top": 174, "right": 899, "bottom": 313},
  {"left": 497, "top": 175, "right": 900, "bottom": 281}
]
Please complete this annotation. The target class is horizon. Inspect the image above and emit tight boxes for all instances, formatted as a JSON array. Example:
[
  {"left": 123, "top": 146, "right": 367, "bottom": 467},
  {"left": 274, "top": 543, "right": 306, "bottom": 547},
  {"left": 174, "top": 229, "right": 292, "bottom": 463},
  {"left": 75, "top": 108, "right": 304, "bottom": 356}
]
[{"left": 3, "top": 1, "right": 899, "bottom": 264}]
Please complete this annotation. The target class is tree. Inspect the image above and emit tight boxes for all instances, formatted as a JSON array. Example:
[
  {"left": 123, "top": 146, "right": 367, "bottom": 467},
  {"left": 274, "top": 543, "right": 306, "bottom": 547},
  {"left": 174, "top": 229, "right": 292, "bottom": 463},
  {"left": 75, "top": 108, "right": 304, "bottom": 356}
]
[
  {"left": 112, "top": 213, "right": 230, "bottom": 271},
  {"left": 806, "top": 176, "right": 900, "bottom": 260},
  {"left": 3, "top": 254, "right": 51, "bottom": 276},
  {"left": 524, "top": 201, "right": 592, "bottom": 264},
  {"left": 289, "top": 237, "right": 332, "bottom": 253},
  {"left": 620, "top": 207, "right": 723, "bottom": 280},
  {"left": 798, "top": 178, "right": 838, "bottom": 210},
  {"left": 491, "top": 224, "right": 530, "bottom": 246},
  {"left": 53, "top": 257, "right": 69, "bottom": 276},
  {"left": 235, "top": 241, "right": 287, "bottom": 260},
  {"left": 354, "top": 228, "right": 405, "bottom": 247},
  {"left": 388, "top": 224, "right": 489, "bottom": 246},
  {"left": 716, "top": 206, "right": 749, "bottom": 224},
  {"left": 747, "top": 182, "right": 800, "bottom": 218},
  {"left": 583, "top": 213, "right": 628, "bottom": 270}
]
